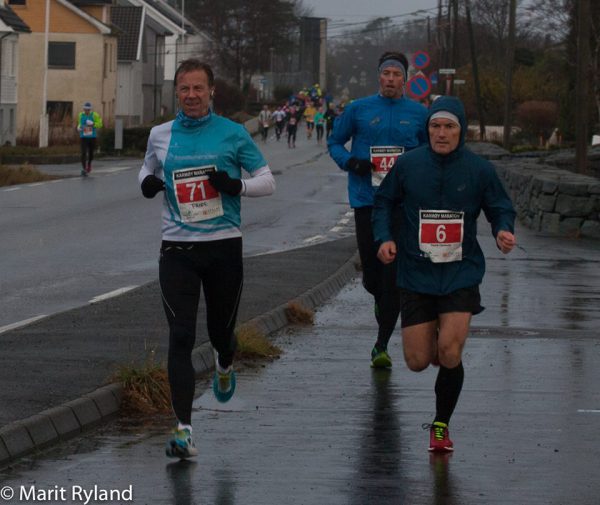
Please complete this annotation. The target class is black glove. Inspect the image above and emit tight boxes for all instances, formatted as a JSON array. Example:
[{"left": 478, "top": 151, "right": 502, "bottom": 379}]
[
  {"left": 208, "top": 171, "right": 242, "bottom": 196},
  {"left": 346, "top": 157, "right": 374, "bottom": 177},
  {"left": 141, "top": 175, "right": 165, "bottom": 198}
]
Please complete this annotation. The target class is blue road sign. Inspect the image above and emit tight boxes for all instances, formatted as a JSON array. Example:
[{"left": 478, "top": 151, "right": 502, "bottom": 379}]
[
  {"left": 412, "top": 50, "right": 431, "bottom": 70},
  {"left": 406, "top": 75, "right": 431, "bottom": 100}
]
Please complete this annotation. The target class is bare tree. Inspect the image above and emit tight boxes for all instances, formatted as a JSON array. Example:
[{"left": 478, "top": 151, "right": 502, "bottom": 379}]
[{"left": 189, "top": 0, "right": 307, "bottom": 88}]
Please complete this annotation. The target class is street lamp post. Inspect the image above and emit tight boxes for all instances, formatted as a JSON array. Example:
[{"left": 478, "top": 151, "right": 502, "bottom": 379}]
[{"left": 39, "top": 0, "right": 50, "bottom": 148}]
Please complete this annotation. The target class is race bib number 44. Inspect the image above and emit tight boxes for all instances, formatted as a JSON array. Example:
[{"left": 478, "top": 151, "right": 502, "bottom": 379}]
[
  {"left": 173, "top": 166, "right": 224, "bottom": 223},
  {"left": 370, "top": 146, "right": 404, "bottom": 187},
  {"left": 419, "top": 210, "right": 464, "bottom": 263}
]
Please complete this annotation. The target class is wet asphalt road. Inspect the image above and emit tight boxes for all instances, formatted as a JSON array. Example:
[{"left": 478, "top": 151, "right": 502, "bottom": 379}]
[{"left": 0, "top": 218, "right": 599, "bottom": 504}]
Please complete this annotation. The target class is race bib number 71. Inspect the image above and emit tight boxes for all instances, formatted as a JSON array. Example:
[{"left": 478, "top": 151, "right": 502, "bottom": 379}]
[
  {"left": 419, "top": 210, "right": 464, "bottom": 263},
  {"left": 173, "top": 165, "right": 224, "bottom": 223}
]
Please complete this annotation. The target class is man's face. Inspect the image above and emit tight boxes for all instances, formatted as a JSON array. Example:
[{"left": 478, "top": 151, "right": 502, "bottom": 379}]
[
  {"left": 176, "top": 69, "right": 213, "bottom": 118},
  {"left": 428, "top": 118, "right": 461, "bottom": 155},
  {"left": 379, "top": 66, "right": 405, "bottom": 99}
]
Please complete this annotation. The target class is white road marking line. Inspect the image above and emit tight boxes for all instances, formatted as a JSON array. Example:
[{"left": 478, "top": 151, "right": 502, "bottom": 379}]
[
  {"left": 100, "top": 166, "right": 134, "bottom": 174},
  {"left": 338, "top": 218, "right": 349, "bottom": 225},
  {"left": 344, "top": 211, "right": 353, "bottom": 217},
  {"left": 89, "top": 285, "right": 138, "bottom": 304},
  {"left": 330, "top": 226, "right": 343, "bottom": 232},
  {"left": 303, "top": 235, "right": 325, "bottom": 244},
  {"left": 577, "top": 409, "right": 600, "bottom": 413},
  {"left": 0, "top": 315, "right": 48, "bottom": 334},
  {"left": 3, "top": 186, "right": 21, "bottom": 191}
]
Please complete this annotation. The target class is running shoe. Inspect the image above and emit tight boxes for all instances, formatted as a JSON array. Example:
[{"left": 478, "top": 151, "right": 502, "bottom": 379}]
[
  {"left": 80, "top": 168, "right": 87, "bottom": 177},
  {"left": 424, "top": 421, "right": 454, "bottom": 452},
  {"left": 165, "top": 427, "right": 198, "bottom": 459},
  {"left": 86, "top": 163, "right": 92, "bottom": 173},
  {"left": 213, "top": 365, "right": 236, "bottom": 403},
  {"left": 371, "top": 345, "right": 392, "bottom": 368}
]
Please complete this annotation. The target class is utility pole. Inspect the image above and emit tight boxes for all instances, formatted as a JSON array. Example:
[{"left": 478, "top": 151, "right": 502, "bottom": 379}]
[
  {"left": 444, "top": 0, "right": 452, "bottom": 95},
  {"left": 465, "top": 0, "right": 485, "bottom": 140},
  {"left": 436, "top": 0, "right": 443, "bottom": 93},
  {"left": 502, "top": 0, "right": 516, "bottom": 149},
  {"left": 450, "top": 0, "right": 459, "bottom": 95},
  {"left": 575, "top": 0, "right": 591, "bottom": 173}
]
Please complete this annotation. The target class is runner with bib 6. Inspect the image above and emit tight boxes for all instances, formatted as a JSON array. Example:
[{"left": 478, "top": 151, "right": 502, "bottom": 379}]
[{"left": 372, "top": 96, "right": 516, "bottom": 453}]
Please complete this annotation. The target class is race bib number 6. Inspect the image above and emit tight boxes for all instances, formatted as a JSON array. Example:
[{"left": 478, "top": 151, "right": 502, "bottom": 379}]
[
  {"left": 370, "top": 146, "right": 404, "bottom": 187},
  {"left": 419, "top": 210, "right": 464, "bottom": 263},
  {"left": 173, "top": 165, "right": 224, "bottom": 223}
]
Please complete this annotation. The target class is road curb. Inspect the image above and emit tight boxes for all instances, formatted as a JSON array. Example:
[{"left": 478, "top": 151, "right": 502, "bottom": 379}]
[{"left": 0, "top": 249, "right": 358, "bottom": 468}]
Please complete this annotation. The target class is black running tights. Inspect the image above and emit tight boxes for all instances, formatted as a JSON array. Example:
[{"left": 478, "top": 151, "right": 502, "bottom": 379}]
[
  {"left": 354, "top": 206, "right": 401, "bottom": 349},
  {"left": 159, "top": 237, "right": 243, "bottom": 425}
]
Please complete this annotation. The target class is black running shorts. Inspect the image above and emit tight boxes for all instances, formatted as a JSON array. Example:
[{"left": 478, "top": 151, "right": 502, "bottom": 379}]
[{"left": 399, "top": 285, "right": 484, "bottom": 328}]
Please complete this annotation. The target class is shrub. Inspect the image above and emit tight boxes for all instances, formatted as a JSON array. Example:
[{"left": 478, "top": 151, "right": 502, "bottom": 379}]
[
  {"left": 99, "top": 126, "right": 151, "bottom": 155},
  {"left": 515, "top": 100, "right": 558, "bottom": 141}
]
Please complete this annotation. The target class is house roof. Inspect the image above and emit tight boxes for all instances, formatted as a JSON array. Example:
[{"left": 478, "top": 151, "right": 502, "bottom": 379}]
[
  {"left": 111, "top": 6, "right": 143, "bottom": 61},
  {"left": 59, "top": 0, "right": 111, "bottom": 34},
  {"left": 0, "top": 4, "right": 31, "bottom": 33},
  {"left": 68, "top": 0, "right": 112, "bottom": 5},
  {"left": 143, "top": 0, "right": 196, "bottom": 34}
]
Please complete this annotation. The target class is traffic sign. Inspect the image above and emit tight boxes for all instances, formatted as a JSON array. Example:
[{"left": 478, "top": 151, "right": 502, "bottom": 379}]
[
  {"left": 439, "top": 68, "right": 456, "bottom": 75},
  {"left": 412, "top": 50, "right": 430, "bottom": 70},
  {"left": 406, "top": 74, "right": 431, "bottom": 100}
]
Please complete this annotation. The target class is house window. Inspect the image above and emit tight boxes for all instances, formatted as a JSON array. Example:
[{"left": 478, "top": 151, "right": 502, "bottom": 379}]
[
  {"left": 48, "top": 42, "right": 76, "bottom": 69},
  {"left": 47, "top": 101, "right": 73, "bottom": 124},
  {"left": 8, "top": 0, "right": 26, "bottom": 5}
]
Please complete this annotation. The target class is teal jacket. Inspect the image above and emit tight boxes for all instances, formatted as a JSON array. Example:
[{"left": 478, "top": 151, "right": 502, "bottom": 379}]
[
  {"left": 372, "top": 96, "right": 516, "bottom": 295},
  {"left": 77, "top": 111, "right": 102, "bottom": 139}
]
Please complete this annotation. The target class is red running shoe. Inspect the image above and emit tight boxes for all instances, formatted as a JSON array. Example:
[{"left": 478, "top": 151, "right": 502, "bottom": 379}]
[{"left": 425, "top": 421, "right": 454, "bottom": 452}]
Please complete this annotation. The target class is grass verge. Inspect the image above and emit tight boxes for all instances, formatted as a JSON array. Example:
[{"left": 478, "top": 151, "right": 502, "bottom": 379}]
[
  {"left": 113, "top": 359, "right": 171, "bottom": 417},
  {"left": 236, "top": 324, "right": 282, "bottom": 360},
  {"left": 0, "top": 165, "right": 60, "bottom": 187},
  {"left": 285, "top": 300, "right": 315, "bottom": 325}
]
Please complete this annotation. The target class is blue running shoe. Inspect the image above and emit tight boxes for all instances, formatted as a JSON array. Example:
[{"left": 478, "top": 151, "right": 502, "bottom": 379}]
[
  {"left": 213, "top": 366, "right": 236, "bottom": 403},
  {"left": 165, "top": 427, "right": 198, "bottom": 459}
]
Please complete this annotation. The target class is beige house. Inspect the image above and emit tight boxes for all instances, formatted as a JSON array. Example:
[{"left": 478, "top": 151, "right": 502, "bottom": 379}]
[
  {"left": 8, "top": 0, "right": 117, "bottom": 139},
  {"left": 0, "top": 4, "right": 30, "bottom": 146}
]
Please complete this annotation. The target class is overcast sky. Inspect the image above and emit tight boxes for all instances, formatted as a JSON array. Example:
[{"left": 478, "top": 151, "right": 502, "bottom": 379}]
[{"left": 302, "top": 0, "right": 440, "bottom": 36}]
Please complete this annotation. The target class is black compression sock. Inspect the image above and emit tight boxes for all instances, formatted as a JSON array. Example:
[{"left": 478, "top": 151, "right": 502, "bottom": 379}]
[{"left": 434, "top": 362, "right": 464, "bottom": 425}]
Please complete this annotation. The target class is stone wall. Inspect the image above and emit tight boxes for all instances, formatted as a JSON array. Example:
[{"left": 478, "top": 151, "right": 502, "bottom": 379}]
[{"left": 493, "top": 160, "right": 600, "bottom": 239}]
